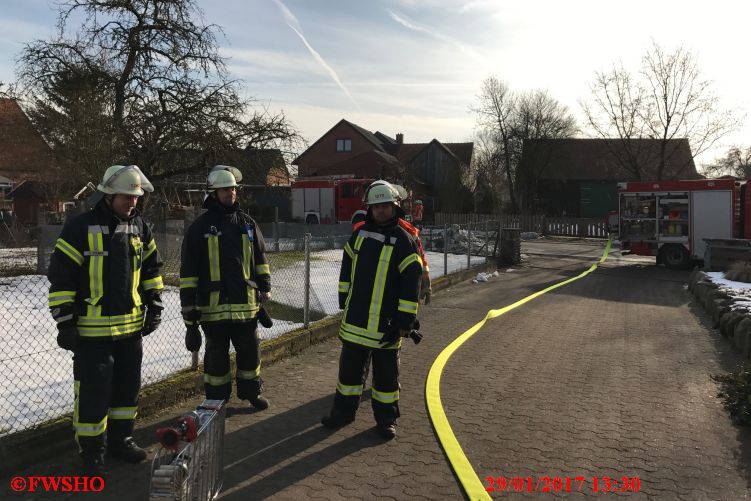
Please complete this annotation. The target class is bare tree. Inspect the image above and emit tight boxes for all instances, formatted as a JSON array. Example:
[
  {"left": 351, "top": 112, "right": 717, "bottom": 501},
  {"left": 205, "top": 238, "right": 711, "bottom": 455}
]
[
  {"left": 514, "top": 90, "right": 578, "bottom": 210},
  {"left": 702, "top": 146, "right": 751, "bottom": 178},
  {"left": 472, "top": 78, "right": 578, "bottom": 213},
  {"left": 471, "top": 77, "right": 519, "bottom": 212},
  {"left": 17, "top": 0, "right": 300, "bottom": 179},
  {"left": 583, "top": 41, "right": 739, "bottom": 180}
]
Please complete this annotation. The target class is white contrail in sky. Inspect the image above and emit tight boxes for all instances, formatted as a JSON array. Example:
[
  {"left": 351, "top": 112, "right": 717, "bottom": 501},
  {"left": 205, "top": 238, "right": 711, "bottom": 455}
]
[
  {"left": 387, "top": 9, "right": 484, "bottom": 63},
  {"left": 271, "top": 0, "right": 359, "bottom": 108}
]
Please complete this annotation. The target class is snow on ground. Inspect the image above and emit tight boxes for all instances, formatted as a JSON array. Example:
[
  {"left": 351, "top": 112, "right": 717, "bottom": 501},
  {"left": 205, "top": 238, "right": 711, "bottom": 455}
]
[
  {"left": 0, "top": 249, "right": 487, "bottom": 435},
  {"left": 0, "top": 247, "right": 36, "bottom": 272},
  {"left": 705, "top": 272, "right": 751, "bottom": 311}
]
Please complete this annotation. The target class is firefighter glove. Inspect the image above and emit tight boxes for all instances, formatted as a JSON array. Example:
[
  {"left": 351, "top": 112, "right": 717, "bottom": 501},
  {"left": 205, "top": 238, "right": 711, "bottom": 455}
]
[
  {"left": 182, "top": 308, "right": 201, "bottom": 326},
  {"left": 257, "top": 307, "right": 273, "bottom": 328},
  {"left": 142, "top": 292, "right": 163, "bottom": 336},
  {"left": 57, "top": 325, "right": 78, "bottom": 351},
  {"left": 143, "top": 309, "right": 161, "bottom": 336},
  {"left": 185, "top": 325, "right": 202, "bottom": 352}
]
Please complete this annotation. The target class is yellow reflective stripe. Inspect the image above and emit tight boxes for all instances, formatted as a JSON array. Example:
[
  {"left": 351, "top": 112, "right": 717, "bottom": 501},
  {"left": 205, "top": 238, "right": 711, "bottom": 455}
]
[
  {"left": 144, "top": 239, "right": 157, "bottom": 259},
  {"left": 199, "top": 303, "right": 258, "bottom": 314},
  {"left": 87, "top": 228, "right": 105, "bottom": 317},
  {"left": 367, "top": 245, "right": 393, "bottom": 332},
  {"left": 344, "top": 242, "right": 354, "bottom": 259},
  {"left": 55, "top": 238, "right": 83, "bottom": 266},
  {"left": 108, "top": 406, "right": 138, "bottom": 420},
  {"left": 255, "top": 264, "right": 270, "bottom": 275},
  {"left": 201, "top": 311, "right": 258, "bottom": 323},
  {"left": 78, "top": 308, "right": 144, "bottom": 325},
  {"left": 398, "top": 299, "right": 418, "bottom": 314},
  {"left": 341, "top": 320, "right": 382, "bottom": 339},
  {"left": 338, "top": 281, "right": 350, "bottom": 293},
  {"left": 398, "top": 253, "right": 421, "bottom": 273},
  {"left": 354, "top": 235, "right": 364, "bottom": 251},
  {"left": 338, "top": 328, "right": 401, "bottom": 349},
  {"left": 204, "top": 372, "right": 231, "bottom": 386},
  {"left": 131, "top": 242, "right": 142, "bottom": 307},
  {"left": 180, "top": 277, "right": 199, "bottom": 288},
  {"left": 49, "top": 290, "right": 76, "bottom": 306},
  {"left": 208, "top": 235, "right": 221, "bottom": 307},
  {"left": 78, "top": 322, "right": 144, "bottom": 338},
  {"left": 237, "top": 364, "right": 261, "bottom": 380},
  {"left": 336, "top": 380, "right": 364, "bottom": 396},
  {"left": 74, "top": 415, "right": 107, "bottom": 437},
  {"left": 242, "top": 234, "right": 251, "bottom": 280},
  {"left": 143, "top": 276, "right": 164, "bottom": 290},
  {"left": 372, "top": 388, "right": 400, "bottom": 404}
]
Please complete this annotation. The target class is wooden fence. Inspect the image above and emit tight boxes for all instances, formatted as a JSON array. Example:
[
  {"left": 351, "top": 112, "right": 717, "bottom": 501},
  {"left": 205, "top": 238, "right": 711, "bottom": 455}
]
[{"left": 433, "top": 213, "right": 609, "bottom": 239}]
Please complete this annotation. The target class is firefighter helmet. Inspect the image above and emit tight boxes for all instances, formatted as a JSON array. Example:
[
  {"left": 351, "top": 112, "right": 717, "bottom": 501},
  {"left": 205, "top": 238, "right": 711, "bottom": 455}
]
[
  {"left": 207, "top": 165, "right": 242, "bottom": 191},
  {"left": 415, "top": 199, "right": 423, "bottom": 205},
  {"left": 365, "top": 181, "right": 398, "bottom": 205},
  {"left": 97, "top": 165, "right": 153, "bottom": 196}
]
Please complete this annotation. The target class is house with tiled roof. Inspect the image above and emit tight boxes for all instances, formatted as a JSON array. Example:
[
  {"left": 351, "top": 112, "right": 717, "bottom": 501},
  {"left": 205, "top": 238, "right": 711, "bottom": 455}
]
[
  {"left": 293, "top": 119, "right": 474, "bottom": 214},
  {"left": 0, "top": 98, "right": 55, "bottom": 183},
  {"left": 0, "top": 98, "right": 58, "bottom": 223},
  {"left": 519, "top": 138, "right": 698, "bottom": 217}
]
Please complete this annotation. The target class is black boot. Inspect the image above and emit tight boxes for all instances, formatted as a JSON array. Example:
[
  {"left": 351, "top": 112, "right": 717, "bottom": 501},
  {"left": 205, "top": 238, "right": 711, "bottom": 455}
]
[
  {"left": 108, "top": 437, "right": 147, "bottom": 463},
  {"left": 249, "top": 395, "right": 270, "bottom": 410},
  {"left": 81, "top": 451, "right": 107, "bottom": 476},
  {"left": 377, "top": 423, "right": 396, "bottom": 440}
]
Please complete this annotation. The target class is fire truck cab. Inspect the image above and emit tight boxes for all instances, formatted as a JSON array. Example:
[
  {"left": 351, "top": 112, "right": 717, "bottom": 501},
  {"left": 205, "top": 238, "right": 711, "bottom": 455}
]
[{"left": 618, "top": 179, "right": 749, "bottom": 269}]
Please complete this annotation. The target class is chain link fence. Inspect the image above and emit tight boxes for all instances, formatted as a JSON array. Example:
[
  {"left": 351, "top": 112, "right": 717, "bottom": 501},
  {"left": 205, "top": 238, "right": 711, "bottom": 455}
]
[{"left": 0, "top": 220, "right": 495, "bottom": 437}]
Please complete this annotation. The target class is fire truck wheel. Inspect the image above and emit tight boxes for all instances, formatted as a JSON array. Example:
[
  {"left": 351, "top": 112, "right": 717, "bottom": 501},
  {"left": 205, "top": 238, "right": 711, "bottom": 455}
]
[
  {"left": 661, "top": 244, "right": 690, "bottom": 270},
  {"left": 305, "top": 214, "right": 319, "bottom": 224}
]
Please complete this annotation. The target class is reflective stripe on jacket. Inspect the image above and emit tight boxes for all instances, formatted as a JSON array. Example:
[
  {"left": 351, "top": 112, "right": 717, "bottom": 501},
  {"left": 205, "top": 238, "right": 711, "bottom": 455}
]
[
  {"left": 339, "top": 218, "right": 422, "bottom": 349},
  {"left": 179, "top": 197, "right": 271, "bottom": 324},
  {"left": 47, "top": 201, "right": 164, "bottom": 339}
]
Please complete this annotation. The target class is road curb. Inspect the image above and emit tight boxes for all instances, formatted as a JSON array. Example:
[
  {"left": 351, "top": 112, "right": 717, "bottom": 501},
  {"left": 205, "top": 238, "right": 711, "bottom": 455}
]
[{"left": 0, "top": 259, "right": 497, "bottom": 476}]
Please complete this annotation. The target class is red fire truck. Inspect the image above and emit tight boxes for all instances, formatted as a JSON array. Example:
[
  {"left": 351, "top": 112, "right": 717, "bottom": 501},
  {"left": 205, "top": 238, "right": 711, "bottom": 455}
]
[
  {"left": 291, "top": 176, "right": 373, "bottom": 224},
  {"left": 618, "top": 179, "right": 751, "bottom": 269}
]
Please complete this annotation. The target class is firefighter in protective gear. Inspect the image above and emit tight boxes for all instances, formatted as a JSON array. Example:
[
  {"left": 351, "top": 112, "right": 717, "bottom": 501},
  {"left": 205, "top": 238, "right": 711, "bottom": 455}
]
[
  {"left": 47, "top": 164, "right": 164, "bottom": 474},
  {"left": 353, "top": 181, "right": 432, "bottom": 304},
  {"left": 180, "top": 165, "right": 272, "bottom": 411},
  {"left": 321, "top": 180, "right": 422, "bottom": 439}
]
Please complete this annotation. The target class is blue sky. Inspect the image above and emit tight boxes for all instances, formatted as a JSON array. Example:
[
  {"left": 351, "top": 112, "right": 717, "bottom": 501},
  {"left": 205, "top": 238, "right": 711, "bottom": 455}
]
[{"left": 0, "top": 0, "right": 749, "bottom": 168}]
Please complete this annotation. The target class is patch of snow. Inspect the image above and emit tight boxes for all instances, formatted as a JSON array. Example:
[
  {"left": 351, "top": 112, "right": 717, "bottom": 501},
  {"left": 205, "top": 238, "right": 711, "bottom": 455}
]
[{"left": 0, "top": 248, "right": 488, "bottom": 435}]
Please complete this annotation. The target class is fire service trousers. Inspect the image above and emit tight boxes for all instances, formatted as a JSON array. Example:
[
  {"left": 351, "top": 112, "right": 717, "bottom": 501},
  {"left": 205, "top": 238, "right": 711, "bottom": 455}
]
[
  {"left": 202, "top": 320, "right": 262, "bottom": 402},
  {"left": 330, "top": 340, "right": 400, "bottom": 426},
  {"left": 72, "top": 335, "right": 142, "bottom": 455}
]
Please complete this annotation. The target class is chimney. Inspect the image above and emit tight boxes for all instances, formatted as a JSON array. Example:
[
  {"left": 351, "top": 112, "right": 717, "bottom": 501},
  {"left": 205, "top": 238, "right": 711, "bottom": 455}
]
[{"left": 395, "top": 133, "right": 404, "bottom": 144}]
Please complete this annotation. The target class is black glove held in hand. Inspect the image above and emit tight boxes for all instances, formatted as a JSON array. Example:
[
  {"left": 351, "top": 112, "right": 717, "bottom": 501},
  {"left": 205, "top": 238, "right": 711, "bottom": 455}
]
[
  {"left": 185, "top": 325, "right": 202, "bottom": 352},
  {"left": 57, "top": 325, "right": 78, "bottom": 351},
  {"left": 143, "top": 309, "right": 162, "bottom": 336},
  {"left": 142, "top": 291, "right": 164, "bottom": 336},
  {"left": 257, "top": 307, "right": 273, "bottom": 328}
]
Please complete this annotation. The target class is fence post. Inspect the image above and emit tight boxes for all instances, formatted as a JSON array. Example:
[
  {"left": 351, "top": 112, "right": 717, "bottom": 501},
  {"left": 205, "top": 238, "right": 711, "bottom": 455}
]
[
  {"left": 304, "top": 233, "right": 311, "bottom": 327},
  {"left": 467, "top": 222, "right": 472, "bottom": 269},
  {"left": 273, "top": 206, "right": 280, "bottom": 252},
  {"left": 443, "top": 223, "right": 448, "bottom": 276}
]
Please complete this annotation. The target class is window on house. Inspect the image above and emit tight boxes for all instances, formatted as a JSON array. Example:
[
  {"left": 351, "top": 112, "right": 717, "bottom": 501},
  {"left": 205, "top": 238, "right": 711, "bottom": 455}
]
[{"left": 336, "top": 139, "right": 352, "bottom": 152}]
